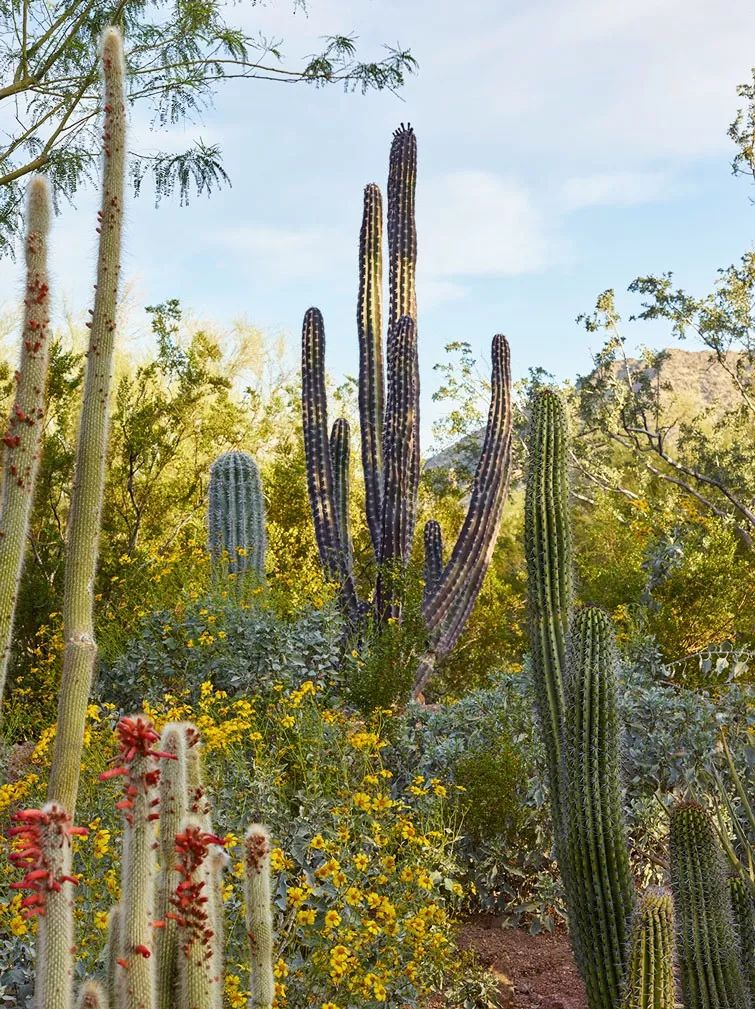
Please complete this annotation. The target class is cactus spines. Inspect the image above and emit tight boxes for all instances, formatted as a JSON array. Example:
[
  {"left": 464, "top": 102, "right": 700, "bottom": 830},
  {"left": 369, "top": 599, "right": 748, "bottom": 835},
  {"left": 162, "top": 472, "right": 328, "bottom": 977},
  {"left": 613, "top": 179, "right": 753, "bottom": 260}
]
[
  {"left": 301, "top": 307, "right": 359, "bottom": 618},
  {"left": 0, "top": 176, "right": 53, "bottom": 711},
  {"left": 563, "top": 606, "right": 634, "bottom": 1009},
  {"left": 103, "top": 716, "right": 171, "bottom": 1009},
  {"left": 77, "top": 980, "right": 109, "bottom": 1009},
  {"left": 413, "top": 334, "right": 513, "bottom": 696},
  {"left": 245, "top": 824, "right": 275, "bottom": 1009},
  {"left": 524, "top": 387, "right": 573, "bottom": 851},
  {"left": 329, "top": 419, "right": 353, "bottom": 572},
  {"left": 376, "top": 315, "right": 419, "bottom": 619},
  {"left": 155, "top": 725, "right": 189, "bottom": 1009},
  {"left": 47, "top": 26, "right": 126, "bottom": 814},
  {"left": 172, "top": 821, "right": 226, "bottom": 1009},
  {"left": 208, "top": 450, "right": 267, "bottom": 580},
  {"left": 670, "top": 801, "right": 749, "bottom": 1009},
  {"left": 729, "top": 876, "right": 755, "bottom": 1000},
  {"left": 9, "top": 802, "right": 85, "bottom": 1009},
  {"left": 358, "top": 182, "right": 385, "bottom": 557},
  {"left": 422, "top": 520, "right": 443, "bottom": 605},
  {"left": 621, "top": 889, "right": 676, "bottom": 1009},
  {"left": 107, "top": 904, "right": 124, "bottom": 1009}
]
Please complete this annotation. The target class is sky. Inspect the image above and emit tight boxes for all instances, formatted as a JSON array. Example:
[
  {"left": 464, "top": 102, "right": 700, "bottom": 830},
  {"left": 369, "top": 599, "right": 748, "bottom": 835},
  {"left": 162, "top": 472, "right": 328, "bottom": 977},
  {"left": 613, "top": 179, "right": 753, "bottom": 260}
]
[{"left": 1, "top": 0, "right": 755, "bottom": 437}]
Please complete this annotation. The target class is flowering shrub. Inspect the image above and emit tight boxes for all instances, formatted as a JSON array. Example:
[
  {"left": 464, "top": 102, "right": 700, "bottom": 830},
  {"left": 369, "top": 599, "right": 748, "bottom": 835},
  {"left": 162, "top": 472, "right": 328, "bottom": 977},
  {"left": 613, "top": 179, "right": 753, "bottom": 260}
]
[{"left": 0, "top": 681, "right": 471, "bottom": 1008}]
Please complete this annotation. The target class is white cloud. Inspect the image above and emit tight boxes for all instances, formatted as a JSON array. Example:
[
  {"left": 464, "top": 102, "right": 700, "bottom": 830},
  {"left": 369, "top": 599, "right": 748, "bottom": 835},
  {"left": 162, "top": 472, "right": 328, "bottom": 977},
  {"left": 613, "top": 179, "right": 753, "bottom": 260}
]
[
  {"left": 418, "top": 170, "right": 557, "bottom": 276},
  {"left": 561, "top": 171, "right": 672, "bottom": 210}
]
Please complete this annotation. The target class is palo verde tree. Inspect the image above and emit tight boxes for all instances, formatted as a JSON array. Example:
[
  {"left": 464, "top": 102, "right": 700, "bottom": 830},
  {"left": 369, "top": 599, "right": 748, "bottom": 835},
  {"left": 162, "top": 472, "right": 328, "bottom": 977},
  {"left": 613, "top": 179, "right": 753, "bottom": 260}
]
[{"left": 0, "top": 0, "right": 416, "bottom": 255}]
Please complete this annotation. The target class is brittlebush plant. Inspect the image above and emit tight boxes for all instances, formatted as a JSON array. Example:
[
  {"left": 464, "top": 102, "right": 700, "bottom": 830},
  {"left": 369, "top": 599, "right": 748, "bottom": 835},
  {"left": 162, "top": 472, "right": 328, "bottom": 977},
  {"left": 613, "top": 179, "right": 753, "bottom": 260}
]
[{"left": 1, "top": 680, "right": 467, "bottom": 1009}]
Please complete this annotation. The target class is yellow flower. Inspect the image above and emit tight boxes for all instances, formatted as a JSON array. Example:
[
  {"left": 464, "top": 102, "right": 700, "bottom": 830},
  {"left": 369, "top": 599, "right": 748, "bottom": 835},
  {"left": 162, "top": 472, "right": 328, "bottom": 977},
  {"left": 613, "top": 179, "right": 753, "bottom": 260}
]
[
  {"left": 296, "top": 909, "right": 316, "bottom": 926},
  {"left": 94, "top": 911, "right": 109, "bottom": 931},
  {"left": 280, "top": 715, "right": 296, "bottom": 729},
  {"left": 323, "top": 909, "right": 341, "bottom": 930},
  {"left": 273, "top": 959, "right": 289, "bottom": 979},
  {"left": 353, "top": 852, "right": 369, "bottom": 871}
]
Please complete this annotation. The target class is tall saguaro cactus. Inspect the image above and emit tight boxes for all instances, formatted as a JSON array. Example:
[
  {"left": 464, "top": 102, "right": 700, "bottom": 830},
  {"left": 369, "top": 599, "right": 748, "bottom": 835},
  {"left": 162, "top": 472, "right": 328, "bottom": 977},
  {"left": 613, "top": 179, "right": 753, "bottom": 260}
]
[
  {"left": 524, "top": 388, "right": 573, "bottom": 854},
  {"left": 563, "top": 606, "right": 634, "bottom": 1009},
  {"left": 301, "top": 125, "right": 513, "bottom": 693},
  {"left": 208, "top": 450, "right": 267, "bottom": 580},
  {"left": 670, "top": 801, "right": 749, "bottom": 1009},
  {"left": 620, "top": 889, "right": 676, "bottom": 1009},
  {"left": 47, "top": 26, "right": 126, "bottom": 814},
  {"left": 0, "top": 177, "right": 53, "bottom": 711}
]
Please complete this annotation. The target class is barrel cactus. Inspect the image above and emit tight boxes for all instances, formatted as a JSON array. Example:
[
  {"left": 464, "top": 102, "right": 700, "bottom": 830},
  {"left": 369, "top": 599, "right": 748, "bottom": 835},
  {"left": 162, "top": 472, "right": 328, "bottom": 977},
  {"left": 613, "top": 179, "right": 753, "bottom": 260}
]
[{"left": 208, "top": 450, "right": 267, "bottom": 580}]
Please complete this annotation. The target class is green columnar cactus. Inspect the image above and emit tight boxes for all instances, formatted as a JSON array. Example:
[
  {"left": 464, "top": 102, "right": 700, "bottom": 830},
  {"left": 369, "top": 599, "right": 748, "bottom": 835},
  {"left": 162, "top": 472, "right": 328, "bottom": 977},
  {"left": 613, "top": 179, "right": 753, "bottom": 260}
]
[
  {"left": 9, "top": 802, "right": 85, "bottom": 1009},
  {"left": 155, "top": 725, "right": 188, "bottom": 1009},
  {"left": 106, "top": 905, "right": 124, "bottom": 1009},
  {"left": 563, "top": 606, "right": 634, "bottom": 1009},
  {"left": 245, "top": 825, "right": 275, "bottom": 1009},
  {"left": 0, "top": 176, "right": 53, "bottom": 712},
  {"left": 524, "top": 388, "right": 573, "bottom": 854},
  {"left": 77, "top": 980, "right": 109, "bottom": 1009},
  {"left": 301, "top": 126, "right": 513, "bottom": 686},
  {"left": 413, "top": 334, "right": 513, "bottom": 696},
  {"left": 47, "top": 26, "right": 126, "bottom": 814},
  {"left": 620, "top": 889, "right": 675, "bottom": 1009},
  {"left": 422, "top": 520, "right": 443, "bottom": 605},
  {"left": 173, "top": 821, "right": 225, "bottom": 1009},
  {"left": 208, "top": 450, "right": 267, "bottom": 579},
  {"left": 376, "top": 316, "right": 419, "bottom": 619},
  {"left": 103, "top": 716, "right": 166, "bottom": 1009},
  {"left": 357, "top": 182, "right": 384, "bottom": 557},
  {"left": 670, "top": 801, "right": 749, "bottom": 1009},
  {"left": 729, "top": 876, "right": 755, "bottom": 1000},
  {"left": 329, "top": 419, "right": 353, "bottom": 572},
  {"left": 301, "top": 307, "right": 359, "bottom": 620}
]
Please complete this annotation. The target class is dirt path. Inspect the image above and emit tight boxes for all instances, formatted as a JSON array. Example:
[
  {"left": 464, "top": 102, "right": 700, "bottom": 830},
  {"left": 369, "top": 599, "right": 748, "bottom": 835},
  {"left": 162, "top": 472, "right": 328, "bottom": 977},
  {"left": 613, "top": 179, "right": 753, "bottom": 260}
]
[{"left": 457, "top": 915, "right": 587, "bottom": 1009}]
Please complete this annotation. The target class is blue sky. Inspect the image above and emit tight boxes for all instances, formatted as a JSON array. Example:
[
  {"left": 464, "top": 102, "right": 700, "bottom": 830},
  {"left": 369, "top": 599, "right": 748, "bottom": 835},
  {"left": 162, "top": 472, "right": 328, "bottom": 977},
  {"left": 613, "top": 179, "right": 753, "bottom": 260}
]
[{"left": 2, "top": 0, "right": 755, "bottom": 436}]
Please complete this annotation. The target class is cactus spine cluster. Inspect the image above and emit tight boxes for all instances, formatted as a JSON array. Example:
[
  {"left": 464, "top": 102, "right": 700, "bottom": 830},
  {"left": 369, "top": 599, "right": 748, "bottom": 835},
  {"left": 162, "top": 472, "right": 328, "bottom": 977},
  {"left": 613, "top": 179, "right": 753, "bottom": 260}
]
[
  {"left": 620, "top": 889, "right": 675, "bottom": 1009},
  {"left": 0, "top": 177, "right": 53, "bottom": 712},
  {"left": 729, "top": 876, "right": 755, "bottom": 1000},
  {"left": 11, "top": 716, "right": 275, "bottom": 1009},
  {"left": 563, "top": 606, "right": 634, "bottom": 1009},
  {"left": 46, "top": 26, "right": 126, "bottom": 814},
  {"left": 208, "top": 450, "right": 267, "bottom": 581},
  {"left": 670, "top": 801, "right": 750, "bottom": 1009},
  {"left": 301, "top": 125, "right": 513, "bottom": 694}
]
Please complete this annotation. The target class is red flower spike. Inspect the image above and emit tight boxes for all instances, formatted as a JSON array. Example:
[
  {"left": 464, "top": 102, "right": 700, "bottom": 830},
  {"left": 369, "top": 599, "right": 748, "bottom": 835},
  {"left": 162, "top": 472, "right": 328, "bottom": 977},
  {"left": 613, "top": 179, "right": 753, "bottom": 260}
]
[{"left": 7, "top": 804, "right": 85, "bottom": 920}]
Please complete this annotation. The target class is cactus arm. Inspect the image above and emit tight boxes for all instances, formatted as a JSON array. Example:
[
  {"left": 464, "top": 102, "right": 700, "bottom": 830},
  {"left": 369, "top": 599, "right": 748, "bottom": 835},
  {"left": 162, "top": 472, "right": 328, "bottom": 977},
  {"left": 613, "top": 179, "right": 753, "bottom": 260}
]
[
  {"left": 76, "top": 981, "right": 109, "bottom": 1009},
  {"left": 413, "top": 334, "right": 513, "bottom": 696},
  {"left": 47, "top": 27, "right": 126, "bottom": 813},
  {"left": 301, "top": 307, "right": 359, "bottom": 618},
  {"left": 376, "top": 316, "right": 418, "bottom": 620},
  {"left": 245, "top": 825, "right": 275, "bottom": 1009},
  {"left": 563, "top": 607, "right": 634, "bottom": 1009},
  {"left": 523, "top": 388, "right": 573, "bottom": 849},
  {"left": 155, "top": 725, "right": 188, "bottom": 1009},
  {"left": 329, "top": 418, "right": 353, "bottom": 573},
  {"left": 357, "top": 182, "right": 385, "bottom": 558},
  {"left": 208, "top": 451, "right": 267, "bottom": 581},
  {"left": 422, "top": 520, "right": 443, "bottom": 606},
  {"left": 620, "top": 889, "right": 675, "bottom": 1009},
  {"left": 0, "top": 177, "right": 52, "bottom": 711},
  {"left": 106, "top": 904, "right": 124, "bottom": 1009},
  {"left": 386, "top": 124, "right": 417, "bottom": 352},
  {"left": 9, "top": 803, "right": 83, "bottom": 1009},
  {"left": 670, "top": 801, "right": 750, "bottom": 1009}
]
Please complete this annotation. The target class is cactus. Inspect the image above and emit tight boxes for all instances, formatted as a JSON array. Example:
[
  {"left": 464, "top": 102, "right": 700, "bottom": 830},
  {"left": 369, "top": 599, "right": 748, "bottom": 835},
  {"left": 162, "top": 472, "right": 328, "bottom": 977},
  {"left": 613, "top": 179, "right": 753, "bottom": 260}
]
[
  {"left": 729, "top": 876, "right": 755, "bottom": 1000},
  {"left": 77, "top": 980, "right": 109, "bottom": 1009},
  {"left": 9, "top": 802, "right": 86, "bottom": 1009},
  {"left": 155, "top": 725, "right": 189, "bottom": 1009},
  {"left": 0, "top": 176, "right": 53, "bottom": 712},
  {"left": 47, "top": 25, "right": 126, "bottom": 814},
  {"left": 670, "top": 801, "right": 749, "bottom": 1009},
  {"left": 329, "top": 419, "right": 353, "bottom": 572},
  {"left": 10, "top": 717, "right": 278, "bottom": 1009},
  {"left": 245, "top": 825, "right": 275, "bottom": 1009},
  {"left": 620, "top": 889, "right": 676, "bottom": 1009},
  {"left": 301, "top": 125, "right": 513, "bottom": 692},
  {"left": 524, "top": 388, "right": 573, "bottom": 854},
  {"left": 562, "top": 606, "right": 634, "bottom": 1009},
  {"left": 422, "top": 520, "right": 443, "bottom": 605},
  {"left": 208, "top": 450, "right": 267, "bottom": 580}
]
